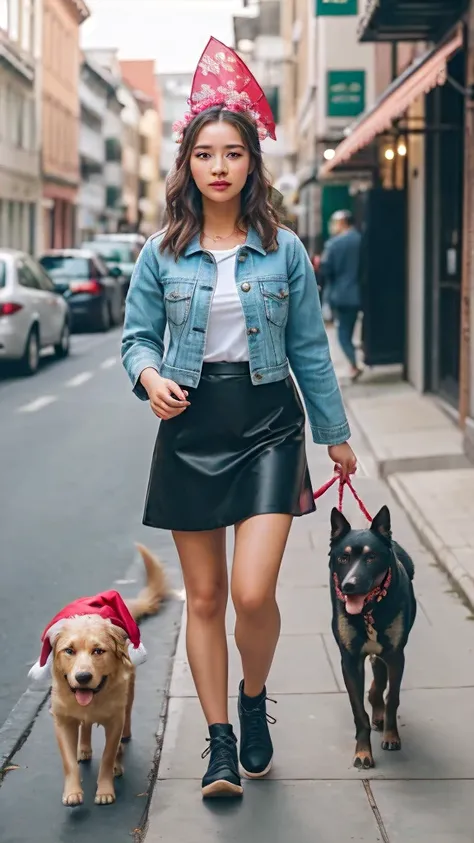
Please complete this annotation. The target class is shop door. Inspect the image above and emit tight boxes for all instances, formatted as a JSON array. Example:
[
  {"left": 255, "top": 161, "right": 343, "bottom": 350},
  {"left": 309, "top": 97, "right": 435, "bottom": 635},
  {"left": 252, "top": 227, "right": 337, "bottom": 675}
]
[{"left": 356, "top": 187, "right": 407, "bottom": 367}]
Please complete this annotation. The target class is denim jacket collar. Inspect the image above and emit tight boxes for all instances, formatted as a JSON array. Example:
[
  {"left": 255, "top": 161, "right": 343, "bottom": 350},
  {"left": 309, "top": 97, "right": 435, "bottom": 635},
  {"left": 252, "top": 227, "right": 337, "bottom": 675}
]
[{"left": 183, "top": 226, "right": 267, "bottom": 257}]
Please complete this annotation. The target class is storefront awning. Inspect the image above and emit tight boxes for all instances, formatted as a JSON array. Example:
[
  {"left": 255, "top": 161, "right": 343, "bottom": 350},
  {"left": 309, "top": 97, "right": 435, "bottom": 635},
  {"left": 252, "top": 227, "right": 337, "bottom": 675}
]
[{"left": 320, "top": 26, "right": 463, "bottom": 177}]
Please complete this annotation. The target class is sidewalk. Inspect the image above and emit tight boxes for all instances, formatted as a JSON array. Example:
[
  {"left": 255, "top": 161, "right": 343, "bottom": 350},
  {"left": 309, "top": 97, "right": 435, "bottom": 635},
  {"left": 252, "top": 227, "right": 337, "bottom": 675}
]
[
  {"left": 336, "top": 333, "right": 474, "bottom": 610},
  {"left": 145, "top": 387, "right": 474, "bottom": 840}
]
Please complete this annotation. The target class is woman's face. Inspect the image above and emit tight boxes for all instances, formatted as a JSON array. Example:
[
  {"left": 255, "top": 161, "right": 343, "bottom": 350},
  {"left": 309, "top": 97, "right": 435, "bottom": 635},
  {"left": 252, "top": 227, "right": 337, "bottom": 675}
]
[{"left": 189, "top": 120, "right": 252, "bottom": 205}]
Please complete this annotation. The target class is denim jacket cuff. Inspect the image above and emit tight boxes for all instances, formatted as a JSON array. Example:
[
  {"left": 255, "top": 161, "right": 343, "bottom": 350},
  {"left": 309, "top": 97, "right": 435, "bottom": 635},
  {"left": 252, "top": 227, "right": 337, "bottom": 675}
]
[
  {"left": 128, "top": 354, "right": 161, "bottom": 401},
  {"left": 310, "top": 420, "right": 351, "bottom": 446}
]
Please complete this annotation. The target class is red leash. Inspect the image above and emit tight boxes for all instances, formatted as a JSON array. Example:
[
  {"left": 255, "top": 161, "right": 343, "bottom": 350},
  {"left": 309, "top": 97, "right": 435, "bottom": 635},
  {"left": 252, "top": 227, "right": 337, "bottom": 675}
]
[{"left": 313, "top": 465, "right": 372, "bottom": 522}]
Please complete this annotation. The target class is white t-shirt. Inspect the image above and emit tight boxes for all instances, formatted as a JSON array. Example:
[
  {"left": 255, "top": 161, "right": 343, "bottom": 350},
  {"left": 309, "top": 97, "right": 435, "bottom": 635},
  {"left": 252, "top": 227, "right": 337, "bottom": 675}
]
[{"left": 204, "top": 246, "right": 249, "bottom": 363}]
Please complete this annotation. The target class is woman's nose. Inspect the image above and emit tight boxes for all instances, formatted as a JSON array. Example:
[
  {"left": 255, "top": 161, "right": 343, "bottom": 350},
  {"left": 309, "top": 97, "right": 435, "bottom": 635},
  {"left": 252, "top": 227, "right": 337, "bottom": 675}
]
[{"left": 211, "top": 158, "right": 227, "bottom": 175}]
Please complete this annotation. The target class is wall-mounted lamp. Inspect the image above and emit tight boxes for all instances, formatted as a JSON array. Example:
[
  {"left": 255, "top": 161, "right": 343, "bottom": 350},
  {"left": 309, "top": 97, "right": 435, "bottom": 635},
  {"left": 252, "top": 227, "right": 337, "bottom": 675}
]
[
  {"left": 397, "top": 142, "right": 407, "bottom": 156},
  {"left": 384, "top": 148, "right": 395, "bottom": 161}
]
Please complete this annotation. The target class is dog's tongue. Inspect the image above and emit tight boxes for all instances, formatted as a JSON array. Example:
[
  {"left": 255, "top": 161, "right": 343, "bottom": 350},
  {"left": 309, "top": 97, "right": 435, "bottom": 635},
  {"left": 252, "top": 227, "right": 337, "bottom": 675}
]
[
  {"left": 345, "top": 595, "right": 366, "bottom": 615},
  {"left": 75, "top": 690, "right": 94, "bottom": 707}
]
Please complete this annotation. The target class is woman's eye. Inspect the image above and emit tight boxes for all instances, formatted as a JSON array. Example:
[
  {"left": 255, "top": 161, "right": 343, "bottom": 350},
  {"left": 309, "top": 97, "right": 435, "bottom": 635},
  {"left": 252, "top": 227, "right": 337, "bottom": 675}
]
[
  {"left": 227, "top": 152, "right": 241, "bottom": 159},
  {"left": 196, "top": 152, "right": 210, "bottom": 159}
]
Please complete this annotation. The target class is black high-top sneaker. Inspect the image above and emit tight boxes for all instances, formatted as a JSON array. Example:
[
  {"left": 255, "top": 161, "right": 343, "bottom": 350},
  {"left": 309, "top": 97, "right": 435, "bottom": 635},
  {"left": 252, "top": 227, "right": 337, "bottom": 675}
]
[
  {"left": 201, "top": 723, "right": 243, "bottom": 798},
  {"left": 238, "top": 680, "right": 276, "bottom": 778}
]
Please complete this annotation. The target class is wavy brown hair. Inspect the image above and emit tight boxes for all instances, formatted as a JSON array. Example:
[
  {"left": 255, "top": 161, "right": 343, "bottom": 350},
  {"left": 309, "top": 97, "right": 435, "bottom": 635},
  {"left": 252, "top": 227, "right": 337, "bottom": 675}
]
[{"left": 160, "top": 106, "right": 280, "bottom": 259}]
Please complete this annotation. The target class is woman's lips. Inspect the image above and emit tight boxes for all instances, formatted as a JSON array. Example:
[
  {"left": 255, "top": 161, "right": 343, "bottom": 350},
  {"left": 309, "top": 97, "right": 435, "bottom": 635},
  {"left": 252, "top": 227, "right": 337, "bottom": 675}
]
[{"left": 209, "top": 182, "right": 231, "bottom": 191}]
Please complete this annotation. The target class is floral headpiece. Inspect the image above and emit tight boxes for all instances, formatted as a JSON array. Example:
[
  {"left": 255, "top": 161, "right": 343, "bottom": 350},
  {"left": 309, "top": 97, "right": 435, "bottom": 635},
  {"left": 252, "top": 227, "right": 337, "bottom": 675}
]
[{"left": 172, "top": 37, "right": 277, "bottom": 144}]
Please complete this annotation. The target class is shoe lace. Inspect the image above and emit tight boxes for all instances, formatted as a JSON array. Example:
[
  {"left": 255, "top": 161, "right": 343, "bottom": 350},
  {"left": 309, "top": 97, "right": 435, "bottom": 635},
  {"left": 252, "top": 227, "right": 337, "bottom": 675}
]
[
  {"left": 241, "top": 696, "right": 277, "bottom": 744},
  {"left": 201, "top": 733, "right": 237, "bottom": 765}
]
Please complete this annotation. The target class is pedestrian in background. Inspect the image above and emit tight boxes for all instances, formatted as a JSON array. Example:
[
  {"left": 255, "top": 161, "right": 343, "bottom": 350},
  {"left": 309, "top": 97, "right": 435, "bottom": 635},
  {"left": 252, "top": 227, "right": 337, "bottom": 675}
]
[
  {"left": 320, "top": 210, "right": 363, "bottom": 381},
  {"left": 122, "top": 38, "right": 356, "bottom": 801}
]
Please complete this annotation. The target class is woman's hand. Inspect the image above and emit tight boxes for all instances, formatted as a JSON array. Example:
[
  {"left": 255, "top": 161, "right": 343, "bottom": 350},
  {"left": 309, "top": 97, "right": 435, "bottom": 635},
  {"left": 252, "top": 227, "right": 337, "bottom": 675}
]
[
  {"left": 328, "top": 442, "right": 357, "bottom": 479},
  {"left": 140, "top": 368, "right": 190, "bottom": 420}
]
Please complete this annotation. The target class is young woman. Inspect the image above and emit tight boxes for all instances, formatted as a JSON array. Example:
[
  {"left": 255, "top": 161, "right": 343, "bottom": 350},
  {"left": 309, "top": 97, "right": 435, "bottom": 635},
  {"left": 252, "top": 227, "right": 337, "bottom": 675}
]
[{"left": 122, "top": 38, "right": 356, "bottom": 799}]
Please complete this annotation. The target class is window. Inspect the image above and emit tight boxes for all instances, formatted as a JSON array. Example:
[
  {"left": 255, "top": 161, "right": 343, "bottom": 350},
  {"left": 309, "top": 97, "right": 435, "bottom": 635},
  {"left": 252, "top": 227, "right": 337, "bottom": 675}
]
[
  {"left": 106, "top": 137, "right": 122, "bottom": 162},
  {"left": 26, "top": 258, "right": 55, "bottom": 293},
  {"left": 0, "top": 260, "right": 6, "bottom": 289},
  {"left": 39, "top": 255, "right": 90, "bottom": 280},
  {"left": 265, "top": 87, "right": 280, "bottom": 125},
  {"left": 17, "top": 261, "right": 40, "bottom": 289},
  {"left": 106, "top": 186, "right": 121, "bottom": 208}
]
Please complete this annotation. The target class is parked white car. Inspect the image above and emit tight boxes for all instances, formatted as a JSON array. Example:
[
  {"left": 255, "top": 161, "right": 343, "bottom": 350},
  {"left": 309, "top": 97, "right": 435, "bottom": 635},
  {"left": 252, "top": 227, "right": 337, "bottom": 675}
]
[{"left": 0, "top": 249, "right": 70, "bottom": 375}]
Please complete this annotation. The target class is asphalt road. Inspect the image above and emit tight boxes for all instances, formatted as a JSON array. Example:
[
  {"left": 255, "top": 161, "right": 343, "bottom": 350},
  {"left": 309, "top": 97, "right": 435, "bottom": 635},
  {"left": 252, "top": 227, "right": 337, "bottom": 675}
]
[{"left": 0, "top": 329, "right": 183, "bottom": 841}]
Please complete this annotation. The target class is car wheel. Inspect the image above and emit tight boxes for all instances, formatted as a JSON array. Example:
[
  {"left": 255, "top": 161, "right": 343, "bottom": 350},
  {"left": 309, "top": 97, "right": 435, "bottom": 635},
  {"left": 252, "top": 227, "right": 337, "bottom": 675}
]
[
  {"left": 55, "top": 321, "right": 70, "bottom": 359},
  {"left": 97, "top": 299, "right": 111, "bottom": 332},
  {"left": 21, "top": 326, "right": 40, "bottom": 376}
]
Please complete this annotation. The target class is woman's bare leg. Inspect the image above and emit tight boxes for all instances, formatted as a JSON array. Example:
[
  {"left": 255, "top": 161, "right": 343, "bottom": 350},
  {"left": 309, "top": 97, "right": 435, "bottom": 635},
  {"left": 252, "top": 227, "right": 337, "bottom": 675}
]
[
  {"left": 231, "top": 513, "right": 292, "bottom": 778},
  {"left": 231, "top": 514, "right": 292, "bottom": 696},
  {"left": 172, "top": 528, "right": 229, "bottom": 725}
]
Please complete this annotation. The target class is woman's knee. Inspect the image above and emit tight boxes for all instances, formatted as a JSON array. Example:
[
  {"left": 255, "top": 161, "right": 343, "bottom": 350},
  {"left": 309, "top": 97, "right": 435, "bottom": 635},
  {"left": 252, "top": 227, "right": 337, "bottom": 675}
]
[
  {"left": 187, "top": 585, "right": 227, "bottom": 621},
  {"left": 232, "top": 587, "right": 275, "bottom": 619}
]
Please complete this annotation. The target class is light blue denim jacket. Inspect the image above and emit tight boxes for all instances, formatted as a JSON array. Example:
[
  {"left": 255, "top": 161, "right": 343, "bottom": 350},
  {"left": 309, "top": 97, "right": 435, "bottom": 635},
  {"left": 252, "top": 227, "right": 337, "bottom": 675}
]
[{"left": 121, "top": 226, "right": 351, "bottom": 445}]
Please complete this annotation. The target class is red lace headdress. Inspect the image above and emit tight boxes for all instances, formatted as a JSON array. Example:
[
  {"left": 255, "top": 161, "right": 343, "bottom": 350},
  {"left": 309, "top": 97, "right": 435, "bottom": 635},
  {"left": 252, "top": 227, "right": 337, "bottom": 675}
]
[{"left": 173, "top": 37, "right": 277, "bottom": 144}]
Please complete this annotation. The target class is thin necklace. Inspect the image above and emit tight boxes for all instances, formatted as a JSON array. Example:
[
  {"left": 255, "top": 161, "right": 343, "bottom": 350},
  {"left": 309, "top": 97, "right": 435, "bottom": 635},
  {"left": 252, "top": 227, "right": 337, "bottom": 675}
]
[{"left": 202, "top": 227, "right": 238, "bottom": 243}]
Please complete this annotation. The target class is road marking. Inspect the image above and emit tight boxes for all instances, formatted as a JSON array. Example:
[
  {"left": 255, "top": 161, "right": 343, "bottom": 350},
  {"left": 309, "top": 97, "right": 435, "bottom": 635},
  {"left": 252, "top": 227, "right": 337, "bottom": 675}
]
[
  {"left": 65, "top": 371, "right": 93, "bottom": 388},
  {"left": 18, "top": 395, "right": 57, "bottom": 413},
  {"left": 100, "top": 357, "right": 117, "bottom": 370}
]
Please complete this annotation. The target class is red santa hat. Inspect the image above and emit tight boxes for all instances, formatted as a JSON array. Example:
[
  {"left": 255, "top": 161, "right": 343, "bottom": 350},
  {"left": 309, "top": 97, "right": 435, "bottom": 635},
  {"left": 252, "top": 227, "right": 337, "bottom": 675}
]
[{"left": 28, "top": 590, "right": 147, "bottom": 683}]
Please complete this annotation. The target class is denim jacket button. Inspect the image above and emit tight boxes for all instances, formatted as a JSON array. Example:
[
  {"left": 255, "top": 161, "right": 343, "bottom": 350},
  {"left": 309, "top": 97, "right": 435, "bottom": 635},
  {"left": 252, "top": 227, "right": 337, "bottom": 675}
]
[
  {"left": 254, "top": 373, "right": 263, "bottom": 381},
  {"left": 241, "top": 282, "right": 251, "bottom": 292},
  {"left": 247, "top": 327, "right": 259, "bottom": 335},
  {"left": 238, "top": 252, "right": 248, "bottom": 262}
]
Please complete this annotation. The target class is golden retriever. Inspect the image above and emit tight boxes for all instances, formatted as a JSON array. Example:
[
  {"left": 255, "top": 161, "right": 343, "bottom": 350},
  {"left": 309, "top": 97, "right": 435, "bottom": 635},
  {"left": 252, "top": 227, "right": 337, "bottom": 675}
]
[{"left": 49, "top": 544, "right": 166, "bottom": 807}]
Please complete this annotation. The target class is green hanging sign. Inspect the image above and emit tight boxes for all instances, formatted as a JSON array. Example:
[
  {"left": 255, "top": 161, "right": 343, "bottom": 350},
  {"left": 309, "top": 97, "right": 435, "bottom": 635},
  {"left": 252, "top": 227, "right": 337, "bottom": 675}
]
[
  {"left": 327, "top": 70, "right": 365, "bottom": 117},
  {"left": 316, "top": 0, "right": 358, "bottom": 16}
]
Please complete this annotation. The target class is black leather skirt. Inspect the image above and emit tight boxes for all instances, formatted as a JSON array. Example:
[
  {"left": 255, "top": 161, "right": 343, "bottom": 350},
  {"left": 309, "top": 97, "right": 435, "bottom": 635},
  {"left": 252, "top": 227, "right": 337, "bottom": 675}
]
[{"left": 143, "top": 362, "right": 315, "bottom": 532}]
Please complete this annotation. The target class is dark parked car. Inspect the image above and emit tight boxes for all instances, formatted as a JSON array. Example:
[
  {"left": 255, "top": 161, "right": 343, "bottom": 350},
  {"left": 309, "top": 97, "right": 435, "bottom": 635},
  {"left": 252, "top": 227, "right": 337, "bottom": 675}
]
[
  {"left": 39, "top": 250, "right": 123, "bottom": 332},
  {"left": 83, "top": 235, "right": 145, "bottom": 300}
]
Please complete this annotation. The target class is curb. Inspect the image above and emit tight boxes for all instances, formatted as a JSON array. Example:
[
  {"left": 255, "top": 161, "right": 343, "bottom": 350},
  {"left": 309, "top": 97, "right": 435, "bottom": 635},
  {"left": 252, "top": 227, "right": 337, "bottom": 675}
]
[
  {"left": 0, "top": 687, "right": 50, "bottom": 776},
  {"left": 388, "top": 475, "right": 474, "bottom": 612}
]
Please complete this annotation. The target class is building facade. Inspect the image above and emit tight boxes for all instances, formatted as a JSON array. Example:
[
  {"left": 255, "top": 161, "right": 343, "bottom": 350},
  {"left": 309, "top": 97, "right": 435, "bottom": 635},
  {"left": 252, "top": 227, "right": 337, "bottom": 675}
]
[
  {"left": 120, "top": 60, "right": 162, "bottom": 235},
  {"left": 42, "top": 0, "right": 89, "bottom": 250},
  {"left": 78, "top": 54, "right": 110, "bottom": 240},
  {"left": 118, "top": 82, "right": 141, "bottom": 231},
  {"left": 0, "top": 0, "right": 41, "bottom": 253},
  {"left": 158, "top": 71, "right": 192, "bottom": 219},
  {"left": 280, "top": 0, "right": 377, "bottom": 253}
]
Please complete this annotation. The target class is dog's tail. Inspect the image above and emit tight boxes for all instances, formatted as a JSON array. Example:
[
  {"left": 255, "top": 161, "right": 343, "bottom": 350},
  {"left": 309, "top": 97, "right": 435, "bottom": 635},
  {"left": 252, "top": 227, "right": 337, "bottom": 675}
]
[{"left": 125, "top": 543, "right": 167, "bottom": 621}]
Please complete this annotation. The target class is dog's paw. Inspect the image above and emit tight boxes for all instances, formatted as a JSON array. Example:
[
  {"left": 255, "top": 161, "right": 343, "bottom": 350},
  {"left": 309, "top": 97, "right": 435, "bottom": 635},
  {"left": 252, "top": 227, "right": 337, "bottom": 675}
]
[
  {"left": 62, "top": 790, "right": 84, "bottom": 807},
  {"left": 95, "top": 785, "right": 116, "bottom": 806},
  {"left": 78, "top": 748, "right": 93, "bottom": 762},
  {"left": 113, "top": 760, "right": 124, "bottom": 778},
  {"left": 382, "top": 731, "right": 401, "bottom": 751},
  {"left": 353, "top": 750, "right": 375, "bottom": 770}
]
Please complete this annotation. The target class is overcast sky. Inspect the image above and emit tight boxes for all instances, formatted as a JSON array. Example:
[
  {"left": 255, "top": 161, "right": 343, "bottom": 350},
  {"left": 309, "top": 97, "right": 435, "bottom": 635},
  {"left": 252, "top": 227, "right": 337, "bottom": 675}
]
[{"left": 82, "top": 0, "right": 246, "bottom": 74}]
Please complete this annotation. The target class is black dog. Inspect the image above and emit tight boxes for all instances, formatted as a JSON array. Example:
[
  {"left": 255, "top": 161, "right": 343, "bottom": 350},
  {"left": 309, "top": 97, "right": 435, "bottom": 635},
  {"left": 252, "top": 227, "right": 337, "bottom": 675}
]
[{"left": 329, "top": 505, "right": 416, "bottom": 769}]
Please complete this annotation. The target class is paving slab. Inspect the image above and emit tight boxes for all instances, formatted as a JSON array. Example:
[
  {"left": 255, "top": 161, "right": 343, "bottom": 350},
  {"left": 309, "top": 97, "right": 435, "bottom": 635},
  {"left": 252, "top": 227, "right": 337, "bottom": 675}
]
[
  {"left": 157, "top": 688, "right": 474, "bottom": 782},
  {"left": 171, "top": 633, "right": 340, "bottom": 698},
  {"left": 226, "top": 586, "right": 332, "bottom": 635},
  {"left": 370, "top": 780, "right": 474, "bottom": 842},
  {"left": 346, "top": 386, "right": 468, "bottom": 475},
  {"left": 146, "top": 780, "right": 382, "bottom": 843},
  {"left": 389, "top": 469, "right": 474, "bottom": 609}
]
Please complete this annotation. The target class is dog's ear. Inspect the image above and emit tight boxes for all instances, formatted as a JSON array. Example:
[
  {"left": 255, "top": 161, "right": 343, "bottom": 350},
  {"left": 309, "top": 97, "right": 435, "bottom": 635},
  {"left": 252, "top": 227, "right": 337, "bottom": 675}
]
[
  {"left": 330, "top": 508, "right": 351, "bottom": 540},
  {"left": 370, "top": 505, "right": 392, "bottom": 539},
  {"left": 109, "top": 624, "right": 133, "bottom": 668}
]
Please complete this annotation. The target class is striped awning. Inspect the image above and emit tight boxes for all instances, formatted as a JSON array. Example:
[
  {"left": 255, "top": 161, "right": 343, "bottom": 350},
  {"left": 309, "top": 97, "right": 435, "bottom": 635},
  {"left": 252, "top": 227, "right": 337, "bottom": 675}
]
[{"left": 321, "top": 26, "right": 463, "bottom": 176}]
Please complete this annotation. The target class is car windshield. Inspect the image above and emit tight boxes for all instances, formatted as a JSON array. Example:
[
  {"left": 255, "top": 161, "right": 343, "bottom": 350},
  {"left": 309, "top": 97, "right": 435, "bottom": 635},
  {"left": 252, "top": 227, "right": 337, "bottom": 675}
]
[
  {"left": 39, "top": 256, "right": 89, "bottom": 279},
  {"left": 0, "top": 260, "right": 6, "bottom": 288},
  {"left": 82, "top": 241, "right": 134, "bottom": 264}
]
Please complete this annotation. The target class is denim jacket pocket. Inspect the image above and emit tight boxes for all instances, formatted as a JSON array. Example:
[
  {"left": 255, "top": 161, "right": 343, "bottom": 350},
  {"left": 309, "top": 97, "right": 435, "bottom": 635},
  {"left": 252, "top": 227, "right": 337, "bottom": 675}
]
[
  {"left": 164, "top": 286, "right": 192, "bottom": 326},
  {"left": 260, "top": 280, "right": 290, "bottom": 327}
]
